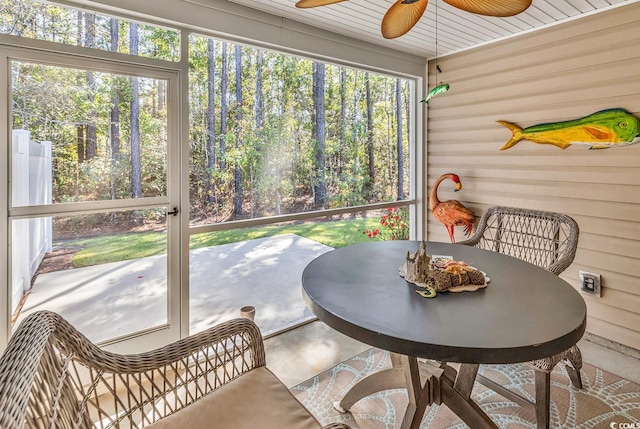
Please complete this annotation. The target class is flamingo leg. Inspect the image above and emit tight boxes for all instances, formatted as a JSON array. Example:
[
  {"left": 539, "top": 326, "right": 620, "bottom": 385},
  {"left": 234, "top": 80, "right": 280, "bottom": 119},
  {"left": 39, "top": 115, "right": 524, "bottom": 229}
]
[{"left": 446, "top": 224, "right": 455, "bottom": 243}]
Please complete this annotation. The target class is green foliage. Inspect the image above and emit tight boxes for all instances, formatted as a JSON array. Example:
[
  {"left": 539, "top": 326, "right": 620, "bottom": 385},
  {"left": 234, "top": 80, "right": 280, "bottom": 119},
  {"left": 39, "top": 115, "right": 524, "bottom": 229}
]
[
  {"left": 13, "top": 61, "right": 168, "bottom": 202},
  {"left": 190, "top": 218, "right": 381, "bottom": 249},
  {"left": 1, "top": 0, "right": 180, "bottom": 60},
  {"left": 8, "top": 6, "right": 411, "bottom": 229},
  {"left": 71, "top": 231, "right": 168, "bottom": 267},
  {"left": 188, "top": 34, "right": 411, "bottom": 222},
  {"left": 63, "top": 217, "right": 381, "bottom": 267}
]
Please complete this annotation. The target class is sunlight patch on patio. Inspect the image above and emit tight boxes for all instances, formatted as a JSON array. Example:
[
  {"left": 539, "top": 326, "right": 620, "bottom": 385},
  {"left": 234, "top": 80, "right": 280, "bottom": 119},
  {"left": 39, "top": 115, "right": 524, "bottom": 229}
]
[{"left": 16, "top": 234, "right": 332, "bottom": 344}]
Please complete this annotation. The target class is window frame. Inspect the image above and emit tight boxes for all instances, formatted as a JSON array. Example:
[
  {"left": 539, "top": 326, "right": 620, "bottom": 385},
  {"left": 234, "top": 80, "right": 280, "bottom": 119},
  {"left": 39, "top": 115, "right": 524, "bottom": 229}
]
[{"left": 0, "top": 0, "right": 425, "bottom": 351}]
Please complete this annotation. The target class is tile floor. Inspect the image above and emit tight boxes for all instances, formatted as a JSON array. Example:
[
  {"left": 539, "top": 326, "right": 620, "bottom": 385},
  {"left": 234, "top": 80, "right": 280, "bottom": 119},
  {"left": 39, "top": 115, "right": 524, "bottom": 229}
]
[{"left": 265, "top": 320, "right": 640, "bottom": 388}]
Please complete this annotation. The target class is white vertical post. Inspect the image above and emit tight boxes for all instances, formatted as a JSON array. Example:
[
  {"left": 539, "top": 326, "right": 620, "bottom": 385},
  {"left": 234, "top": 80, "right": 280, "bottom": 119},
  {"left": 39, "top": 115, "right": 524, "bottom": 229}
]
[
  {"left": 11, "top": 130, "right": 31, "bottom": 313},
  {"left": 42, "top": 141, "right": 52, "bottom": 253}
]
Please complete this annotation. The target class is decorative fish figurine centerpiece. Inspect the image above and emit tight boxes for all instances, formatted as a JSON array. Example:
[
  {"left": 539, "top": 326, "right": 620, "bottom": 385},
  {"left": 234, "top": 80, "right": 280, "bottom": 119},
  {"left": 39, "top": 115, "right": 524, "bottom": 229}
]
[
  {"left": 498, "top": 108, "right": 640, "bottom": 150},
  {"left": 421, "top": 83, "right": 449, "bottom": 104}
]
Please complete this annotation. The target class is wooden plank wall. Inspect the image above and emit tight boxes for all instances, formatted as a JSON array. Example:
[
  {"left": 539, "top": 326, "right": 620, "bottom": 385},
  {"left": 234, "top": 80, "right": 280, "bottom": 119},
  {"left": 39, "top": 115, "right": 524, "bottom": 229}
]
[{"left": 425, "top": 3, "right": 640, "bottom": 351}]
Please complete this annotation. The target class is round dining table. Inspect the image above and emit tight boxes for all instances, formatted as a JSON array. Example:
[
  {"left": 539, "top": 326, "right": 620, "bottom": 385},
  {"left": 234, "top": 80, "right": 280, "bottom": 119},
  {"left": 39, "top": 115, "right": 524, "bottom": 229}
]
[{"left": 301, "top": 240, "right": 587, "bottom": 429}]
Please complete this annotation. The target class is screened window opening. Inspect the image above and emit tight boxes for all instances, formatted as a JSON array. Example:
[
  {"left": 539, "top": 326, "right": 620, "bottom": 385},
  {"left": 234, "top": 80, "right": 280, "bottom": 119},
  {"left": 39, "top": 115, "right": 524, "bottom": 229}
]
[
  {"left": 188, "top": 34, "right": 412, "bottom": 226},
  {"left": 1, "top": 0, "right": 180, "bottom": 61}
]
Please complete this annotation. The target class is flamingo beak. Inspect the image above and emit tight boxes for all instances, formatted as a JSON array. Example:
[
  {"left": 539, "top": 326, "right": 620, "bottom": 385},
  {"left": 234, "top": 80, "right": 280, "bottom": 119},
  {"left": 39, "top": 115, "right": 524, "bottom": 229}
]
[{"left": 455, "top": 182, "right": 462, "bottom": 192}]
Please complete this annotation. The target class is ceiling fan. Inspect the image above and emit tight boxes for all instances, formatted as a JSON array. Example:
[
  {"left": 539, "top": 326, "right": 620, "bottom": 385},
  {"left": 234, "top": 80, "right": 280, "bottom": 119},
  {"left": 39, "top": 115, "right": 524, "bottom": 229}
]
[{"left": 295, "top": 0, "right": 533, "bottom": 39}]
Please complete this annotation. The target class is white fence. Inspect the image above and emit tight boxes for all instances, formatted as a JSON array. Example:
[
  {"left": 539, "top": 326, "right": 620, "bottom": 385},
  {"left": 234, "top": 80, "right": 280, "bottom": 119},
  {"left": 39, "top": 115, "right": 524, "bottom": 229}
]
[{"left": 11, "top": 130, "right": 53, "bottom": 313}]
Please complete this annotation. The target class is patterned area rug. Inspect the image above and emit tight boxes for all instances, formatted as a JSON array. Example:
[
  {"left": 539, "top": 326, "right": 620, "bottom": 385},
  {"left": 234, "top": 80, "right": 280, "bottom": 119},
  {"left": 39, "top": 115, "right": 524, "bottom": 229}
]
[{"left": 292, "top": 348, "right": 640, "bottom": 428}]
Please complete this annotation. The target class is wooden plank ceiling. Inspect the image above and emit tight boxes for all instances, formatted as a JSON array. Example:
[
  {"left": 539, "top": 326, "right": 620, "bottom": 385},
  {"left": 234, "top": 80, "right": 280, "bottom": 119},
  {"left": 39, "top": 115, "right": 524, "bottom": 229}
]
[{"left": 227, "top": 0, "right": 639, "bottom": 58}]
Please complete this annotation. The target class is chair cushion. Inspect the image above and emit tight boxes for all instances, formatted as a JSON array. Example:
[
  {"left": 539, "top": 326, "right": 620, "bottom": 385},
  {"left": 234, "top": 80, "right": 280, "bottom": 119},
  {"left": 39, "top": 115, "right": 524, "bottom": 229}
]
[{"left": 146, "top": 366, "right": 321, "bottom": 429}]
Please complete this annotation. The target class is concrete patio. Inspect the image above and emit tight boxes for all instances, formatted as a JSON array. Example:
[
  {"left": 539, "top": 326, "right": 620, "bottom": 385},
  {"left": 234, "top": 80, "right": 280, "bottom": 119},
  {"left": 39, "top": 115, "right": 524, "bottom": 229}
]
[{"left": 16, "top": 234, "right": 333, "bottom": 343}]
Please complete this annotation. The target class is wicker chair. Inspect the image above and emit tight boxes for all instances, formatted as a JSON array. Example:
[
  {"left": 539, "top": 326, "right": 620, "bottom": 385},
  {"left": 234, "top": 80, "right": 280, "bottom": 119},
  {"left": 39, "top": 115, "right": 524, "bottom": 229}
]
[
  {"left": 0, "top": 311, "right": 350, "bottom": 429},
  {"left": 458, "top": 206, "right": 582, "bottom": 429}
]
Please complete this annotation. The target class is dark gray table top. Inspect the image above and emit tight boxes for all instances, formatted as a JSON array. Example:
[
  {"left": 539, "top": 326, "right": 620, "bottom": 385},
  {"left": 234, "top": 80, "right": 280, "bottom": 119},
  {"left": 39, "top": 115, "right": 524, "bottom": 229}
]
[{"left": 302, "top": 240, "right": 587, "bottom": 364}]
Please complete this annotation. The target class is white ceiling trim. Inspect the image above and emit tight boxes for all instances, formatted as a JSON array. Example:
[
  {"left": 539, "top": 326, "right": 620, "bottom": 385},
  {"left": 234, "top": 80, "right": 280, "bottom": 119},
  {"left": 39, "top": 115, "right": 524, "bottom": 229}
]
[
  {"left": 443, "top": 0, "right": 640, "bottom": 59},
  {"left": 227, "top": 0, "right": 640, "bottom": 59}
]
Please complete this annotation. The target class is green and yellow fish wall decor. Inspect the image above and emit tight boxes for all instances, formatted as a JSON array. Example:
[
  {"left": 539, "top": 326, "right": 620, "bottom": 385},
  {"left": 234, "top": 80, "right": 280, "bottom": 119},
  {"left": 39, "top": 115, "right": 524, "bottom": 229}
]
[{"left": 498, "top": 108, "right": 640, "bottom": 150}]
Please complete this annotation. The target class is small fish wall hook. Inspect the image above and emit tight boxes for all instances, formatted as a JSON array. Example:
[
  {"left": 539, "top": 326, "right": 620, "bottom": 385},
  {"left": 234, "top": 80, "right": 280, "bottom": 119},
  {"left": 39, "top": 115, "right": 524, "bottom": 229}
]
[{"left": 421, "top": 82, "right": 450, "bottom": 104}]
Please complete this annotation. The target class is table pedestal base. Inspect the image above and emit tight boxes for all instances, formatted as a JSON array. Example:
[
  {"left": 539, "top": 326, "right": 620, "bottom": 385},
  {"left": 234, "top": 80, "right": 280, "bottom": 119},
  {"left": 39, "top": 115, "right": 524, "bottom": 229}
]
[{"left": 334, "top": 352, "right": 497, "bottom": 429}]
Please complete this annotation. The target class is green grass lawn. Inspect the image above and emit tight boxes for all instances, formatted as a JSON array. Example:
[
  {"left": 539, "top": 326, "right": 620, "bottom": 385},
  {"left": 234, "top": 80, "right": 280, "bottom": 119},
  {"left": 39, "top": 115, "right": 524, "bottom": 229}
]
[{"left": 64, "top": 217, "right": 382, "bottom": 268}]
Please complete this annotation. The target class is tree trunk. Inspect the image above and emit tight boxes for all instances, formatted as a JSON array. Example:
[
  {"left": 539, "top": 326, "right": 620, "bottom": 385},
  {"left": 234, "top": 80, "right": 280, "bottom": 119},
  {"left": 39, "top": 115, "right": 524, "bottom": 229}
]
[
  {"left": 252, "top": 49, "right": 264, "bottom": 216},
  {"left": 396, "top": 78, "right": 405, "bottom": 200},
  {"left": 352, "top": 71, "right": 360, "bottom": 176},
  {"left": 206, "top": 38, "right": 216, "bottom": 204},
  {"left": 76, "top": 11, "right": 84, "bottom": 164},
  {"left": 76, "top": 125, "right": 85, "bottom": 163},
  {"left": 339, "top": 68, "right": 346, "bottom": 177},
  {"left": 312, "top": 62, "right": 326, "bottom": 209},
  {"left": 255, "top": 50, "right": 263, "bottom": 130},
  {"left": 275, "top": 90, "right": 286, "bottom": 216},
  {"left": 366, "top": 72, "right": 374, "bottom": 196},
  {"left": 233, "top": 44, "right": 243, "bottom": 216},
  {"left": 84, "top": 12, "right": 97, "bottom": 160},
  {"left": 219, "top": 41, "right": 228, "bottom": 172},
  {"left": 130, "top": 22, "right": 142, "bottom": 199},
  {"left": 404, "top": 83, "right": 410, "bottom": 165},
  {"left": 110, "top": 18, "right": 120, "bottom": 200}
]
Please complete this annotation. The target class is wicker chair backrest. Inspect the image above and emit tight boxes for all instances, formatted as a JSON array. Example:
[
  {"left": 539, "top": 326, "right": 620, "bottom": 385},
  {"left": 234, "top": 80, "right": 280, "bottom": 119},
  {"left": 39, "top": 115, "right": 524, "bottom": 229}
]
[
  {"left": 458, "top": 206, "right": 579, "bottom": 276},
  {"left": 0, "top": 311, "right": 265, "bottom": 429}
]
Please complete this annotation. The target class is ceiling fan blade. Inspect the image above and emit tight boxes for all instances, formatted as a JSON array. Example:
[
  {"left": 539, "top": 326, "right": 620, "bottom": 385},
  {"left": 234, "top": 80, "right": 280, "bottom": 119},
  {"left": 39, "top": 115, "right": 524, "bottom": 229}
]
[
  {"left": 295, "top": 0, "right": 347, "bottom": 8},
  {"left": 381, "top": 0, "right": 428, "bottom": 39},
  {"left": 443, "top": 0, "right": 531, "bottom": 17}
]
